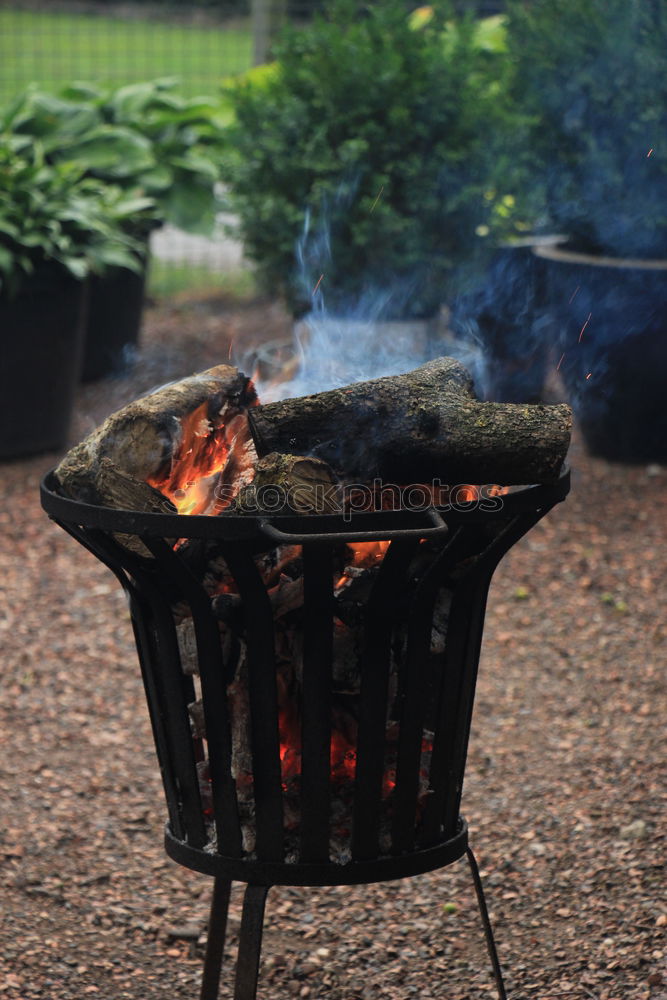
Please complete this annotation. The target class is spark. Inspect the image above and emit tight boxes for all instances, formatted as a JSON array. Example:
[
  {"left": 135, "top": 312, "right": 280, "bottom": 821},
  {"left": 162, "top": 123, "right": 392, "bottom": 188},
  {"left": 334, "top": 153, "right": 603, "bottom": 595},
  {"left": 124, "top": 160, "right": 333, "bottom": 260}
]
[
  {"left": 647, "top": 148, "right": 654, "bottom": 157},
  {"left": 556, "top": 353, "right": 565, "bottom": 372},
  {"left": 312, "top": 273, "right": 324, "bottom": 296},
  {"left": 585, "top": 372, "right": 592, "bottom": 380},
  {"left": 369, "top": 185, "right": 385, "bottom": 213},
  {"left": 578, "top": 312, "right": 592, "bottom": 342},
  {"left": 568, "top": 285, "right": 580, "bottom": 304}
]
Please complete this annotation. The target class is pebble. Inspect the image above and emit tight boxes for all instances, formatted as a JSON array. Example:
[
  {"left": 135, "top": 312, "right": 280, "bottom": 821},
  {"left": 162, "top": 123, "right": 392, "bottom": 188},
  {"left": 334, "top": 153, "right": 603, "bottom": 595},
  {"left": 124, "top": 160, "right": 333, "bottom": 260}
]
[
  {"left": 618, "top": 819, "right": 648, "bottom": 840},
  {"left": 163, "top": 923, "right": 202, "bottom": 942}
]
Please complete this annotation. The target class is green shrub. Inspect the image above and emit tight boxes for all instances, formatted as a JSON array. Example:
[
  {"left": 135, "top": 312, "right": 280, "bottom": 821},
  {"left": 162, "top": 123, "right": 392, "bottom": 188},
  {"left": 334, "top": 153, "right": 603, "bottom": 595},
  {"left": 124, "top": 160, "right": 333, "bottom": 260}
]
[
  {"left": 505, "top": 0, "right": 667, "bottom": 258},
  {"left": 222, "top": 0, "right": 520, "bottom": 317}
]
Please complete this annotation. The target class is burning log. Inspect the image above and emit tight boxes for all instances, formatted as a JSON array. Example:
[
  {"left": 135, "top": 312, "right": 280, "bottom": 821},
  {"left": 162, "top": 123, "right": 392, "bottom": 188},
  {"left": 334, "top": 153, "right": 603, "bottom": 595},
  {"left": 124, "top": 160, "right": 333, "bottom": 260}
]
[
  {"left": 248, "top": 357, "right": 571, "bottom": 485},
  {"left": 91, "top": 458, "right": 177, "bottom": 516},
  {"left": 268, "top": 574, "right": 305, "bottom": 618},
  {"left": 54, "top": 365, "right": 257, "bottom": 513},
  {"left": 232, "top": 452, "right": 342, "bottom": 515},
  {"left": 55, "top": 455, "right": 179, "bottom": 558}
]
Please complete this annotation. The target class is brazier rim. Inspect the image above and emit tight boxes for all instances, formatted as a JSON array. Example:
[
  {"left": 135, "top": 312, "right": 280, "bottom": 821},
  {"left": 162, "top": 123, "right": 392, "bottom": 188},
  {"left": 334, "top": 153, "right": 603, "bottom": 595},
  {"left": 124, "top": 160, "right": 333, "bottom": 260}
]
[{"left": 40, "top": 469, "right": 570, "bottom": 541}]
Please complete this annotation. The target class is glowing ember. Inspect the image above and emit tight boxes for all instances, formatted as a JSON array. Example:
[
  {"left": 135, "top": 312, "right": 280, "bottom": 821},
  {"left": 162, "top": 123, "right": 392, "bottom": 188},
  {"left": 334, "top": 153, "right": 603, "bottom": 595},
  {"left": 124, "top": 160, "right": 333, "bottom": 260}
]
[
  {"left": 277, "top": 709, "right": 432, "bottom": 800},
  {"left": 556, "top": 352, "right": 566, "bottom": 372},
  {"left": 278, "top": 708, "right": 358, "bottom": 789},
  {"left": 334, "top": 540, "right": 391, "bottom": 590},
  {"left": 348, "top": 540, "right": 390, "bottom": 568},
  {"left": 329, "top": 727, "right": 358, "bottom": 785}
]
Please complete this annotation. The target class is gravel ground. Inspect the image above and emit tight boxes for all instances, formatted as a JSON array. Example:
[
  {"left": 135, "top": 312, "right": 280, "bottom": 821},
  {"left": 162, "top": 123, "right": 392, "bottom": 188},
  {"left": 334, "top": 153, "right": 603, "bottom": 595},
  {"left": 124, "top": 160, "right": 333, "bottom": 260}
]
[{"left": 0, "top": 295, "right": 665, "bottom": 1000}]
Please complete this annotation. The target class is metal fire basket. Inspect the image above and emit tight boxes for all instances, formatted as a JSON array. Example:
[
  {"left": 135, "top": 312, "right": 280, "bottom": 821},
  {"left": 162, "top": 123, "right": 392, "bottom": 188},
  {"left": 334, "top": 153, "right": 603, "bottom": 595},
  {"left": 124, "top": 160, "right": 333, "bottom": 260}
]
[{"left": 41, "top": 470, "right": 570, "bottom": 1000}]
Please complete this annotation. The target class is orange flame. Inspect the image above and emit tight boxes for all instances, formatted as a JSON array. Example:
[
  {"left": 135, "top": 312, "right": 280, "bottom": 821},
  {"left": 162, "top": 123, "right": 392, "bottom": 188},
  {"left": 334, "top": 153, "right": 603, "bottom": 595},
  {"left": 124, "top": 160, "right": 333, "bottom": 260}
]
[
  {"left": 349, "top": 540, "right": 390, "bottom": 568},
  {"left": 148, "top": 401, "right": 230, "bottom": 515}
]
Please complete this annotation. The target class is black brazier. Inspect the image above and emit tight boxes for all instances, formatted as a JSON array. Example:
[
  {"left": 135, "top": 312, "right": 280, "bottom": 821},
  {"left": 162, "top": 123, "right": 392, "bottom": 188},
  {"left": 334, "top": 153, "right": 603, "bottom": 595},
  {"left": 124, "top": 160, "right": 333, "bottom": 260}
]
[{"left": 41, "top": 470, "right": 569, "bottom": 1000}]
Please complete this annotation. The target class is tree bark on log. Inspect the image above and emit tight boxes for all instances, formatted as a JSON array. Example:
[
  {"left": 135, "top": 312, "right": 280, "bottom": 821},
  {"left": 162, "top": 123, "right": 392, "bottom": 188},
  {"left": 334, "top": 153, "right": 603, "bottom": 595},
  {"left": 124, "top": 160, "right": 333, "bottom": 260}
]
[
  {"left": 93, "top": 458, "right": 177, "bottom": 516},
  {"left": 55, "top": 365, "right": 256, "bottom": 506},
  {"left": 248, "top": 357, "right": 571, "bottom": 485},
  {"left": 232, "top": 452, "right": 342, "bottom": 515}
]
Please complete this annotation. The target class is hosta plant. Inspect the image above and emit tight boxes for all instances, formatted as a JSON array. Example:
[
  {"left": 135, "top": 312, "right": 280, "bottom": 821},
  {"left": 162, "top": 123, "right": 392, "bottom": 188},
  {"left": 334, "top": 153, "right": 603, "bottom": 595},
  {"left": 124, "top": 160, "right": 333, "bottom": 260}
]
[
  {"left": 1, "top": 78, "right": 227, "bottom": 236},
  {"left": 0, "top": 133, "right": 151, "bottom": 299}
]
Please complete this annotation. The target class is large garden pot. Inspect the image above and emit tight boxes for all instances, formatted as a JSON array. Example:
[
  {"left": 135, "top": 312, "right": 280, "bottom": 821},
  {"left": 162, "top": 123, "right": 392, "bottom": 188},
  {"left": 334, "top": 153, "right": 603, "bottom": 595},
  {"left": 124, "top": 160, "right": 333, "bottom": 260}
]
[
  {"left": 534, "top": 243, "right": 667, "bottom": 463},
  {"left": 81, "top": 255, "right": 148, "bottom": 382},
  {"left": 0, "top": 270, "right": 88, "bottom": 460},
  {"left": 445, "top": 236, "right": 564, "bottom": 404}
]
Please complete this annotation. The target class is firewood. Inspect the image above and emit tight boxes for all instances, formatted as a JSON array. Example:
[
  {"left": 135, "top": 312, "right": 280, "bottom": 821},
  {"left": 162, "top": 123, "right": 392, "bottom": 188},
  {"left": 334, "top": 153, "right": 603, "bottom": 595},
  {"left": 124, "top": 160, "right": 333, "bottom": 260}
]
[
  {"left": 54, "top": 364, "right": 256, "bottom": 506},
  {"left": 188, "top": 699, "right": 206, "bottom": 740},
  {"left": 95, "top": 458, "right": 176, "bottom": 516},
  {"left": 232, "top": 452, "right": 342, "bottom": 516},
  {"left": 177, "top": 619, "right": 199, "bottom": 676},
  {"left": 247, "top": 357, "right": 571, "bottom": 485},
  {"left": 76, "top": 457, "right": 177, "bottom": 557},
  {"left": 267, "top": 574, "right": 304, "bottom": 618}
]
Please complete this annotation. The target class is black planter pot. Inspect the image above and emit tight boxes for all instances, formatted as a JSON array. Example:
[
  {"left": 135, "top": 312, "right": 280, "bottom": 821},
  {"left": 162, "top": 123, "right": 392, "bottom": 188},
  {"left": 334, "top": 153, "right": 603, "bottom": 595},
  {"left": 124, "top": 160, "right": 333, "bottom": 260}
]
[
  {"left": 534, "top": 243, "right": 667, "bottom": 463},
  {"left": 81, "top": 255, "right": 148, "bottom": 382},
  {"left": 0, "top": 271, "right": 88, "bottom": 460},
  {"left": 446, "top": 236, "right": 563, "bottom": 404}
]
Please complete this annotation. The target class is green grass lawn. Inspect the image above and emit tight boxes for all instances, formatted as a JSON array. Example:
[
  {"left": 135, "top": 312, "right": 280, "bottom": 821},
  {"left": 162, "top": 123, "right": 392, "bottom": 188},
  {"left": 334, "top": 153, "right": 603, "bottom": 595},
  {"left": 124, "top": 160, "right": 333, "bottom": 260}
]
[
  {"left": 147, "top": 258, "right": 257, "bottom": 301},
  {"left": 0, "top": 7, "right": 253, "bottom": 105}
]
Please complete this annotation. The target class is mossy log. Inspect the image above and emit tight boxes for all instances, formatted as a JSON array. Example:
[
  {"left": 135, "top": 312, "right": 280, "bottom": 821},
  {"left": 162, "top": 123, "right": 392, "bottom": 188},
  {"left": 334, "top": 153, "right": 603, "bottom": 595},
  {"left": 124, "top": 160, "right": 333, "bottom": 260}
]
[
  {"left": 248, "top": 357, "right": 572, "bottom": 485},
  {"left": 232, "top": 452, "right": 342, "bottom": 515}
]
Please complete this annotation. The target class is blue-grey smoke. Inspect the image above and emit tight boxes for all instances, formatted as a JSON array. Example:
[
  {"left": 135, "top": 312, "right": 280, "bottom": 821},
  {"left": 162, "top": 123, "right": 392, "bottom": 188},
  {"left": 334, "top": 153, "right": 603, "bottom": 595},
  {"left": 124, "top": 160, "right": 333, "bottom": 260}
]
[{"left": 255, "top": 194, "right": 448, "bottom": 401}]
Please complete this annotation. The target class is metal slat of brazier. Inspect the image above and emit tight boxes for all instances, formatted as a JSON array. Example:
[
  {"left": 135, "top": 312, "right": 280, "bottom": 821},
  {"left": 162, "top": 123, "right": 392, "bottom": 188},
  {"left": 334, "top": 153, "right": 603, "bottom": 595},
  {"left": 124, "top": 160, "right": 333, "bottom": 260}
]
[
  {"left": 420, "top": 511, "right": 546, "bottom": 846},
  {"left": 140, "top": 535, "right": 243, "bottom": 859},
  {"left": 56, "top": 521, "right": 196, "bottom": 844},
  {"left": 41, "top": 470, "right": 569, "bottom": 1000},
  {"left": 128, "top": 568, "right": 209, "bottom": 848},
  {"left": 391, "top": 536, "right": 453, "bottom": 854},
  {"left": 352, "top": 538, "right": 420, "bottom": 862},
  {"left": 419, "top": 524, "right": 501, "bottom": 848},
  {"left": 73, "top": 524, "right": 210, "bottom": 848},
  {"left": 299, "top": 544, "right": 334, "bottom": 864},
  {"left": 221, "top": 545, "right": 285, "bottom": 864}
]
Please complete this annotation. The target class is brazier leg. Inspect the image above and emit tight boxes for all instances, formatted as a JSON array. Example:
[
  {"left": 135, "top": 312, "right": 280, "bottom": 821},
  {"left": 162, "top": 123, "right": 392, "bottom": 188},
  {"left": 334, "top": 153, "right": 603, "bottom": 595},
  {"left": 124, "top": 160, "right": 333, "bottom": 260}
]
[
  {"left": 465, "top": 846, "right": 508, "bottom": 1000},
  {"left": 200, "top": 877, "right": 232, "bottom": 1000},
  {"left": 233, "top": 884, "right": 270, "bottom": 1000}
]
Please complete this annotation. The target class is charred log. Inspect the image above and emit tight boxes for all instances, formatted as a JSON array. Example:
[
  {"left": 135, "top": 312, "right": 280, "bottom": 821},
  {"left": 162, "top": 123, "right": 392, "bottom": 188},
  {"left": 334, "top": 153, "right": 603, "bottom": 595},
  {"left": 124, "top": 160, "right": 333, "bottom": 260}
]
[
  {"left": 232, "top": 452, "right": 342, "bottom": 516},
  {"left": 248, "top": 357, "right": 571, "bottom": 485},
  {"left": 54, "top": 365, "right": 256, "bottom": 507}
]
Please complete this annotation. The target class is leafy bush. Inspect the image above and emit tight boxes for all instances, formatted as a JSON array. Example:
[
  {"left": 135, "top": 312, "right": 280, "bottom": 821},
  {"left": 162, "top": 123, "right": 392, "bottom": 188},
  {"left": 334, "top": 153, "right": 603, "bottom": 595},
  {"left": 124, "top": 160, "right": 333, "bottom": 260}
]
[
  {"left": 1, "top": 79, "right": 228, "bottom": 236},
  {"left": 0, "top": 133, "right": 150, "bottom": 299},
  {"left": 221, "top": 0, "right": 520, "bottom": 317},
  {"left": 504, "top": 0, "right": 667, "bottom": 258}
]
